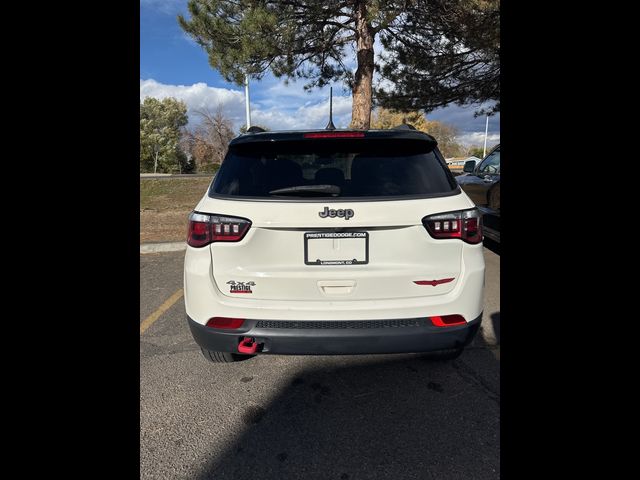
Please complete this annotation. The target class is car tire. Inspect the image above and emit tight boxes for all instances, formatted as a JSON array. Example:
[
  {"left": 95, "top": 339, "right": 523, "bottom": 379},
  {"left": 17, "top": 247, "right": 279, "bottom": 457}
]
[{"left": 200, "top": 347, "right": 253, "bottom": 363}]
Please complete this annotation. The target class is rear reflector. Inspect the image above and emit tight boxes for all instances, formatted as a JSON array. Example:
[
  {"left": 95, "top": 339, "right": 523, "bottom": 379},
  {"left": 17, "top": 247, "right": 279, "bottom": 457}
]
[
  {"left": 187, "top": 212, "right": 251, "bottom": 247},
  {"left": 430, "top": 315, "right": 466, "bottom": 327},
  {"left": 414, "top": 278, "right": 455, "bottom": 286},
  {"left": 206, "top": 317, "right": 245, "bottom": 329},
  {"left": 303, "top": 132, "right": 365, "bottom": 138},
  {"left": 422, "top": 208, "right": 482, "bottom": 244}
]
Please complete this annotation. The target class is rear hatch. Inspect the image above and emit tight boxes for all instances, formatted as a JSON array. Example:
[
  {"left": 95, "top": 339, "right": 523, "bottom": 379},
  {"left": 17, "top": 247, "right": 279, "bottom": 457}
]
[{"left": 197, "top": 131, "right": 471, "bottom": 302}]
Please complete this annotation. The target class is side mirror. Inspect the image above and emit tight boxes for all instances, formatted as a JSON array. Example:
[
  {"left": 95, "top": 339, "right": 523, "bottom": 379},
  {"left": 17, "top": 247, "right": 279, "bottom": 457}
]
[{"left": 463, "top": 160, "right": 476, "bottom": 173}]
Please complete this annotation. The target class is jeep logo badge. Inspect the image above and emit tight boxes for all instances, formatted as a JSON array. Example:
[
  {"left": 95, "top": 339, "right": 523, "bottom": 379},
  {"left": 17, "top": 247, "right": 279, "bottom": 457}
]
[{"left": 319, "top": 207, "right": 354, "bottom": 220}]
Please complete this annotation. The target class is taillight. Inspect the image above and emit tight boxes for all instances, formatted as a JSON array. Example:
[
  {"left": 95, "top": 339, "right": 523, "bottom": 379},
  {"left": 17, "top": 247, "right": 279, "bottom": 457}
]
[
  {"left": 430, "top": 315, "right": 466, "bottom": 327},
  {"left": 422, "top": 208, "right": 482, "bottom": 244},
  {"left": 187, "top": 212, "right": 251, "bottom": 248},
  {"left": 206, "top": 317, "right": 245, "bottom": 329}
]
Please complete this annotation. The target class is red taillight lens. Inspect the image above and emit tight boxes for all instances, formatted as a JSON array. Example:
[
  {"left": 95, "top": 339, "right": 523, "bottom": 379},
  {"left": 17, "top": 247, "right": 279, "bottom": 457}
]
[
  {"left": 422, "top": 208, "right": 482, "bottom": 244},
  {"left": 187, "top": 220, "right": 211, "bottom": 248},
  {"left": 187, "top": 212, "right": 251, "bottom": 247},
  {"left": 463, "top": 216, "right": 481, "bottom": 244},
  {"left": 206, "top": 317, "right": 245, "bottom": 329},
  {"left": 430, "top": 315, "right": 466, "bottom": 327}
]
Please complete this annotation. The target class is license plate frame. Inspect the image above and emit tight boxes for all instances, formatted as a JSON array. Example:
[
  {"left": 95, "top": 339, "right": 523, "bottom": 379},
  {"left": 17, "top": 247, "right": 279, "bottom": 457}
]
[{"left": 304, "top": 231, "right": 369, "bottom": 266}]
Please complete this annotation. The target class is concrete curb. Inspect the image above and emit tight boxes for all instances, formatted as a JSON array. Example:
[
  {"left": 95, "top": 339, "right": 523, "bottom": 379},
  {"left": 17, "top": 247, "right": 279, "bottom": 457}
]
[
  {"left": 140, "top": 174, "right": 213, "bottom": 179},
  {"left": 140, "top": 242, "right": 187, "bottom": 254}
]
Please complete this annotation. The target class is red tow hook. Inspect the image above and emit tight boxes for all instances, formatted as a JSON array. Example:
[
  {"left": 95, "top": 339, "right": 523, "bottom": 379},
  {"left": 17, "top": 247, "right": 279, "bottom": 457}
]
[{"left": 238, "top": 337, "right": 258, "bottom": 354}]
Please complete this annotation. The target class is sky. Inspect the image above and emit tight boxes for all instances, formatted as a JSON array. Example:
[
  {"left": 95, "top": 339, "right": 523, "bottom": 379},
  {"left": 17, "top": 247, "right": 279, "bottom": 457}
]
[{"left": 140, "top": 0, "right": 500, "bottom": 149}]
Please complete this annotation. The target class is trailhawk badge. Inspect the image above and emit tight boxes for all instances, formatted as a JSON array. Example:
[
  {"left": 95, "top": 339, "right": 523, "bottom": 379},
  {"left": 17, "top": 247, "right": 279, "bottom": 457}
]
[
  {"left": 227, "top": 281, "right": 255, "bottom": 294},
  {"left": 319, "top": 207, "right": 354, "bottom": 220}
]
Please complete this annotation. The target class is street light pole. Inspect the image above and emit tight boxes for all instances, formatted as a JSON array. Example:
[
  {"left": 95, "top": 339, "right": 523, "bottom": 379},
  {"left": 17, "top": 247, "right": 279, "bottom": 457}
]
[
  {"left": 483, "top": 115, "right": 489, "bottom": 157},
  {"left": 244, "top": 75, "right": 252, "bottom": 129}
]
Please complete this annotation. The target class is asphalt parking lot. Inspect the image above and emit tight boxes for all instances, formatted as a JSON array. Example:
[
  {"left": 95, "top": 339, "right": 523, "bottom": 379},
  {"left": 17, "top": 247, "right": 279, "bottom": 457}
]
[{"left": 140, "top": 244, "right": 500, "bottom": 480}]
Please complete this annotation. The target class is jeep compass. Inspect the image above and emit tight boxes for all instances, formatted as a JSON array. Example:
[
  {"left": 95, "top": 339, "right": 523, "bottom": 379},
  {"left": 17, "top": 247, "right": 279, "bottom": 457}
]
[{"left": 184, "top": 126, "right": 485, "bottom": 362}]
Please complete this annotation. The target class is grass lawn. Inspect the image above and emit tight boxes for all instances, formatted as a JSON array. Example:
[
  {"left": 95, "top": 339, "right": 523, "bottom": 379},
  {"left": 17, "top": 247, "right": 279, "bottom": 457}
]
[{"left": 140, "top": 177, "right": 213, "bottom": 243}]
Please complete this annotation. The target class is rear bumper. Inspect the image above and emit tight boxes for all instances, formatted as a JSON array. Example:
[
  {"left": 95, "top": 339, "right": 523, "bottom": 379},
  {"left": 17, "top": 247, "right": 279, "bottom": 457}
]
[{"left": 187, "top": 314, "right": 481, "bottom": 355}]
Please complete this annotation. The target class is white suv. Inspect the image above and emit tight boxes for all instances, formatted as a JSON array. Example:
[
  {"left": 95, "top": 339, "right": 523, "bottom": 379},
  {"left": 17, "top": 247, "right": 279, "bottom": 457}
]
[{"left": 184, "top": 126, "right": 485, "bottom": 362}]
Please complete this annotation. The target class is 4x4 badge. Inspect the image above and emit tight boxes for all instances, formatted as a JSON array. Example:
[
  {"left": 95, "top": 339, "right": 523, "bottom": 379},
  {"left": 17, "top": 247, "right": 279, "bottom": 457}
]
[
  {"left": 319, "top": 207, "right": 354, "bottom": 220},
  {"left": 227, "top": 280, "right": 255, "bottom": 294}
]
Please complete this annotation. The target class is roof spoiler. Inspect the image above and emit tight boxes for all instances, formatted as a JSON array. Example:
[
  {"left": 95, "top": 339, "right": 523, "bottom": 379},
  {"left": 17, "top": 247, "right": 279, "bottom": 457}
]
[{"left": 392, "top": 124, "right": 416, "bottom": 130}]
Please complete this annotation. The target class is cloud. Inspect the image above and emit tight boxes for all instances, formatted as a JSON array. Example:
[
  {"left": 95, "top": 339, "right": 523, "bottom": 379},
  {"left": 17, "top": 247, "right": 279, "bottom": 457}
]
[
  {"left": 140, "top": 78, "right": 245, "bottom": 115},
  {"left": 257, "top": 95, "right": 352, "bottom": 130},
  {"left": 428, "top": 103, "right": 500, "bottom": 135},
  {"left": 140, "top": 78, "right": 352, "bottom": 130},
  {"left": 456, "top": 132, "right": 500, "bottom": 148},
  {"left": 140, "top": 78, "right": 499, "bottom": 144}
]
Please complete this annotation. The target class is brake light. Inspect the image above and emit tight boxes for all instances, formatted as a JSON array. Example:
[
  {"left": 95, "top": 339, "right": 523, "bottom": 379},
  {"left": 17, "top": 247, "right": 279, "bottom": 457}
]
[
  {"left": 303, "top": 132, "right": 365, "bottom": 138},
  {"left": 206, "top": 317, "right": 245, "bottom": 329},
  {"left": 187, "top": 212, "right": 251, "bottom": 247},
  {"left": 430, "top": 315, "right": 466, "bottom": 327},
  {"left": 422, "top": 208, "right": 482, "bottom": 244}
]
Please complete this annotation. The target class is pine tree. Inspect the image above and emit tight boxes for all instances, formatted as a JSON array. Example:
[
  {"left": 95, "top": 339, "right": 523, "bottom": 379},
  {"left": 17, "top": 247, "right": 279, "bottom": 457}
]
[{"left": 178, "top": 1, "right": 499, "bottom": 129}]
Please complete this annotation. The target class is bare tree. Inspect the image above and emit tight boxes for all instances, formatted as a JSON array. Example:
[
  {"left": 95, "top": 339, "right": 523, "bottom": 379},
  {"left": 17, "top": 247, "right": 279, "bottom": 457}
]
[{"left": 182, "top": 105, "right": 236, "bottom": 172}]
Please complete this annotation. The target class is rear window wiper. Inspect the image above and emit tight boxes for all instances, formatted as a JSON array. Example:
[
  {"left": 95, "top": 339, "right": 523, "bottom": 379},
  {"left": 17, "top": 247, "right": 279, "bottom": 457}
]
[{"left": 268, "top": 184, "right": 341, "bottom": 196}]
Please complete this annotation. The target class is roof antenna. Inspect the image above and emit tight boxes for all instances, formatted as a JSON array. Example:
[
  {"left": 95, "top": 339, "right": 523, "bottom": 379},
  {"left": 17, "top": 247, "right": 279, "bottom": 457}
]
[{"left": 325, "top": 87, "right": 336, "bottom": 130}]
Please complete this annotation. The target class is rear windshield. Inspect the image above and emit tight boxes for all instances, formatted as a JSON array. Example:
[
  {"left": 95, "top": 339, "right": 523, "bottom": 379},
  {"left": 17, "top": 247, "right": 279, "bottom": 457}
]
[{"left": 209, "top": 139, "right": 458, "bottom": 199}]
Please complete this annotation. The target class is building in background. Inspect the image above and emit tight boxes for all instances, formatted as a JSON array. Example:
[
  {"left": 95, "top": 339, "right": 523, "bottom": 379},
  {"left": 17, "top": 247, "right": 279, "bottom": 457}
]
[{"left": 445, "top": 156, "right": 481, "bottom": 174}]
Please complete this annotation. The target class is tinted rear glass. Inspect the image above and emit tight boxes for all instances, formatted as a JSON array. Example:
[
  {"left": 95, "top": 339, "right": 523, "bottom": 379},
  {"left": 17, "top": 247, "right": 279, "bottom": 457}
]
[{"left": 210, "top": 139, "right": 457, "bottom": 199}]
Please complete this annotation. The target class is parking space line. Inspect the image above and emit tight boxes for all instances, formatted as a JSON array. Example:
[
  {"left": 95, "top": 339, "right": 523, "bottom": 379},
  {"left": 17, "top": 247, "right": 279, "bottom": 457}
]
[{"left": 140, "top": 288, "right": 184, "bottom": 335}]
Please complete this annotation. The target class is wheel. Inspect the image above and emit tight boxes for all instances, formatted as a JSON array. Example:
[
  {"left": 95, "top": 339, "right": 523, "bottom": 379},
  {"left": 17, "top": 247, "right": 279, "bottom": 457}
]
[
  {"left": 200, "top": 347, "right": 253, "bottom": 363},
  {"left": 422, "top": 347, "right": 464, "bottom": 361}
]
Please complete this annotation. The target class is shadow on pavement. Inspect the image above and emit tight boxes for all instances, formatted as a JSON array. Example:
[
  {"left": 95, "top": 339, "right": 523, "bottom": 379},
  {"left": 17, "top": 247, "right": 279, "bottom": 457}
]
[
  {"left": 490, "top": 312, "right": 500, "bottom": 344},
  {"left": 196, "top": 351, "right": 500, "bottom": 480}
]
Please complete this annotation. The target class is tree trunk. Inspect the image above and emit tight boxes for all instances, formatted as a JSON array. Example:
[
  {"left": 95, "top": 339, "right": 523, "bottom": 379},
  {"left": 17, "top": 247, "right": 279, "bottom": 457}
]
[
  {"left": 154, "top": 150, "right": 159, "bottom": 174},
  {"left": 351, "top": 1, "right": 375, "bottom": 130}
]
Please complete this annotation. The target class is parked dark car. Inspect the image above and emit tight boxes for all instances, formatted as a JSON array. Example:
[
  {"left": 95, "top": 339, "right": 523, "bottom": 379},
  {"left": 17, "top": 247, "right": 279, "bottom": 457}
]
[{"left": 457, "top": 144, "right": 500, "bottom": 243}]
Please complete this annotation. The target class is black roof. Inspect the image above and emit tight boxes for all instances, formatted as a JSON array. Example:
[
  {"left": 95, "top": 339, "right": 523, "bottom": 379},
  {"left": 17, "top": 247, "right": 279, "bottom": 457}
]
[{"left": 229, "top": 128, "right": 437, "bottom": 147}]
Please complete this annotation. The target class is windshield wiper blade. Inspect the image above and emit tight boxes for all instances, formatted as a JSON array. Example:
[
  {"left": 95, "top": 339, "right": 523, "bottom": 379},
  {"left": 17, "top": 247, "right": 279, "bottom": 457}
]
[{"left": 268, "top": 184, "right": 341, "bottom": 196}]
